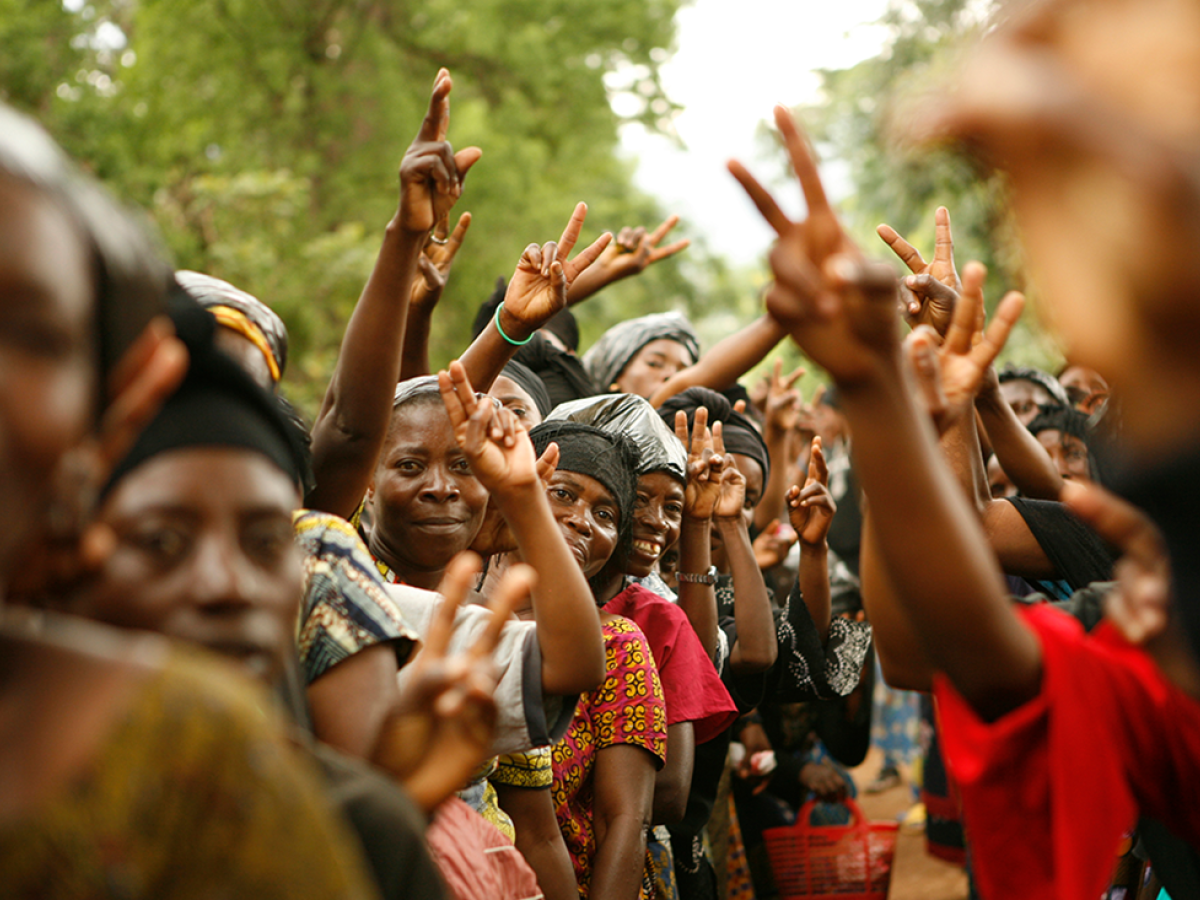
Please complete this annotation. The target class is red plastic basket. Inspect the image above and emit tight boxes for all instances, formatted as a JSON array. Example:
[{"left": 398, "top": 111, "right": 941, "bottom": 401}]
[{"left": 762, "top": 799, "right": 899, "bottom": 900}]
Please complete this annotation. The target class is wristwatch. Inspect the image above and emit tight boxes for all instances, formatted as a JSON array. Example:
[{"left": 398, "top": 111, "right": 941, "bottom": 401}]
[{"left": 676, "top": 565, "right": 718, "bottom": 586}]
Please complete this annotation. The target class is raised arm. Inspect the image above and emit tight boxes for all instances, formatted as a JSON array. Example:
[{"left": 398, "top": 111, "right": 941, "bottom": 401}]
[
  {"left": 713, "top": 428, "right": 778, "bottom": 675},
  {"left": 399, "top": 211, "right": 472, "bottom": 381},
  {"left": 649, "top": 313, "right": 788, "bottom": 408},
  {"left": 440, "top": 360, "right": 605, "bottom": 695},
  {"left": 565, "top": 214, "right": 690, "bottom": 305},
  {"left": 458, "top": 203, "right": 611, "bottom": 390},
  {"left": 731, "top": 105, "right": 1040, "bottom": 721},
  {"left": 307, "top": 69, "right": 481, "bottom": 518},
  {"left": 786, "top": 437, "right": 836, "bottom": 643},
  {"left": 673, "top": 407, "right": 722, "bottom": 661},
  {"left": 753, "top": 359, "right": 806, "bottom": 532}
]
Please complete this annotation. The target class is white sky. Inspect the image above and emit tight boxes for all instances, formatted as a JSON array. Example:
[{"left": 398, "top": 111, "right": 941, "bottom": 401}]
[{"left": 617, "top": 0, "right": 892, "bottom": 264}]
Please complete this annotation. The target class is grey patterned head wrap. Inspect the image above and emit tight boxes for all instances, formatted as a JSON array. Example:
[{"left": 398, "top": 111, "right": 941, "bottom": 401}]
[
  {"left": 547, "top": 393, "right": 687, "bottom": 483},
  {"left": 177, "top": 270, "right": 289, "bottom": 381},
  {"left": 581, "top": 311, "right": 700, "bottom": 392}
]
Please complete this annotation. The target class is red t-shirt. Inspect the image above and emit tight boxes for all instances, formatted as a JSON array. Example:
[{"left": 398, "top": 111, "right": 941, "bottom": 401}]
[
  {"left": 604, "top": 583, "right": 738, "bottom": 744},
  {"left": 934, "top": 603, "right": 1200, "bottom": 900}
]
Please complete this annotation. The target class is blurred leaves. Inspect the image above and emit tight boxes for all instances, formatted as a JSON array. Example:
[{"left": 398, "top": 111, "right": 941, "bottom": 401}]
[{"left": 4, "top": 0, "right": 706, "bottom": 410}]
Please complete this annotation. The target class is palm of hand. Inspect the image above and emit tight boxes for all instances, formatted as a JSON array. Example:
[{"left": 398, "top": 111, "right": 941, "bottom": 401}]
[
  {"left": 686, "top": 466, "right": 723, "bottom": 520},
  {"left": 456, "top": 421, "right": 537, "bottom": 492},
  {"left": 715, "top": 468, "right": 746, "bottom": 519},
  {"left": 797, "top": 503, "right": 832, "bottom": 545},
  {"left": 769, "top": 261, "right": 902, "bottom": 387},
  {"left": 505, "top": 255, "right": 566, "bottom": 325}
]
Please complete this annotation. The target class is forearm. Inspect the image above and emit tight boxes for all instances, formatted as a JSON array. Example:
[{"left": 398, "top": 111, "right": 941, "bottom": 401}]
[
  {"left": 837, "top": 366, "right": 1041, "bottom": 719},
  {"left": 591, "top": 814, "right": 651, "bottom": 900},
  {"left": 459, "top": 305, "right": 535, "bottom": 392},
  {"left": 649, "top": 314, "right": 787, "bottom": 407},
  {"left": 652, "top": 722, "right": 694, "bottom": 825},
  {"left": 796, "top": 540, "right": 832, "bottom": 644},
  {"left": 719, "top": 517, "right": 777, "bottom": 673},
  {"left": 677, "top": 516, "right": 718, "bottom": 660},
  {"left": 754, "top": 432, "right": 793, "bottom": 532},
  {"left": 859, "top": 514, "right": 934, "bottom": 690},
  {"left": 495, "top": 784, "right": 580, "bottom": 900},
  {"left": 977, "top": 388, "right": 1064, "bottom": 500},
  {"left": 398, "top": 303, "right": 435, "bottom": 381},
  {"left": 940, "top": 409, "right": 991, "bottom": 512},
  {"left": 498, "top": 485, "right": 605, "bottom": 694},
  {"left": 307, "top": 221, "right": 424, "bottom": 517}
]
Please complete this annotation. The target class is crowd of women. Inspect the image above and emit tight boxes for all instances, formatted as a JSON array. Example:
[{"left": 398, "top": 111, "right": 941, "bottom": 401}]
[{"left": 5, "top": 1, "right": 1200, "bottom": 898}]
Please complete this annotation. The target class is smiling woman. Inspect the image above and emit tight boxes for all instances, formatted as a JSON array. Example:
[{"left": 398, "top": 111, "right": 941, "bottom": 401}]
[{"left": 367, "top": 376, "right": 490, "bottom": 591}]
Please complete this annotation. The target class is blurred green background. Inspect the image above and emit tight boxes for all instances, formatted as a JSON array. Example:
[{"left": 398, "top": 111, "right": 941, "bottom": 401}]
[{"left": 2, "top": 0, "right": 1061, "bottom": 415}]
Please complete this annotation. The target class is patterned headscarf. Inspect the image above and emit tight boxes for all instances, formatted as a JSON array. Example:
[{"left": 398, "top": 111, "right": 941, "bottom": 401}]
[
  {"left": 582, "top": 311, "right": 700, "bottom": 392},
  {"left": 177, "top": 270, "right": 289, "bottom": 383}
]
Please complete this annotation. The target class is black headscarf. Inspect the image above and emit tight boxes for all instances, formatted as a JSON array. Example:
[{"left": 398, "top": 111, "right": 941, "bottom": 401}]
[
  {"left": 103, "top": 300, "right": 308, "bottom": 497},
  {"left": 528, "top": 421, "right": 640, "bottom": 555},
  {"left": 498, "top": 360, "right": 553, "bottom": 419},
  {"left": 657, "top": 386, "right": 771, "bottom": 483}
]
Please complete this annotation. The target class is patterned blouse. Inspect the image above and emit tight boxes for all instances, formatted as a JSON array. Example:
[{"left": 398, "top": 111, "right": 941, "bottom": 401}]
[
  {"left": 293, "top": 509, "right": 419, "bottom": 685},
  {"left": 552, "top": 616, "right": 667, "bottom": 898}
]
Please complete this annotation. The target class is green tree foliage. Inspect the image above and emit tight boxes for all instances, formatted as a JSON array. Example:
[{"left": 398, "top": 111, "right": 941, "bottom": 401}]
[
  {"left": 784, "top": 0, "right": 1062, "bottom": 370},
  {"left": 3, "top": 0, "right": 707, "bottom": 409}
]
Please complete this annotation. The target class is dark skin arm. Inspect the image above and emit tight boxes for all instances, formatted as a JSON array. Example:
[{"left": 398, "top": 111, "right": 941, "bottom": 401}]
[
  {"left": 494, "top": 784, "right": 580, "bottom": 900},
  {"left": 649, "top": 314, "right": 788, "bottom": 408},
  {"left": 674, "top": 408, "right": 722, "bottom": 661},
  {"left": 458, "top": 203, "right": 611, "bottom": 391},
  {"left": 307, "top": 70, "right": 481, "bottom": 519},
  {"left": 731, "top": 105, "right": 1040, "bottom": 721},
  {"left": 440, "top": 361, "right": 605, "bottom": 695},
  {"left": 713, "top": 439, "right": 778, "bottom": 675},
  {"left": 901, "top": 267, "right": 1061, "bottom": 581},
  {"left": 591, "top": 743, "right": 658, "bottom": 900},
  {"left": 398, "top": 212, "right": 472, "bottom": 381},
  {"left": 652, "top": 721, "right": 694, "bottom": 825},
  {"left": 306, "top": 642, "right": 403, "bottom": 760},
  {"left": 566, "top": 214, "right": 690, "bottom": 305},
  {"left": 787, "top": 437, "right": 836, "bottom": 643},
  {"left": 754, "top": 360, "right": 806, "bottom": 532}
]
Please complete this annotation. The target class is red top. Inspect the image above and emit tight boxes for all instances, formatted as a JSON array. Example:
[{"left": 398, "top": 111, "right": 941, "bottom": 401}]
[
  {"left": 604, "top": 583, "right": 738, "bottom": 744},
  {"left": 934, "top": 602, "right": 1200, "bottom": 900}
]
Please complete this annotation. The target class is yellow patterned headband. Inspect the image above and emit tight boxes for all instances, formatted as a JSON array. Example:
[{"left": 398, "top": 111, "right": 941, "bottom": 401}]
[{"left": 209, "top": 305, "right": 282, "bottom": 383}]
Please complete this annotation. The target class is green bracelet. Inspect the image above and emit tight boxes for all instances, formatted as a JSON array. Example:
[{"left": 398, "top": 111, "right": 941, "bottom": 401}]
[{"left": 494, "top": 302, "right": 534, "bottom": 346}]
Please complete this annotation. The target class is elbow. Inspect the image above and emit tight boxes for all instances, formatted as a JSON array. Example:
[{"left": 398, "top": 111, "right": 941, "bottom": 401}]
[
  {"left": 877, "top": 654, "right": 933, "bottom": 693},
  {"left": 543, "top": 646, "right": 606, "bottom": 696},
  {"left": 732, "top": 645, "right": 777, "bottom": 676},
  {"left": 652, "top": 788, "right": 688, "bottom": 826}
]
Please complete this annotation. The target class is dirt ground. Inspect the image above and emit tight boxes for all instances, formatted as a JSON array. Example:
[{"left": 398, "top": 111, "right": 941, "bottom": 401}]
[{"left": 849, "top": 748, "right": 969, "bottom": 900}]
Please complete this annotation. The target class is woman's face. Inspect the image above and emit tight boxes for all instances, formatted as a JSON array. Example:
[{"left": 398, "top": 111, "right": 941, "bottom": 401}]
[
  {"left": 545, "top": 469, "right": 620, "bottom": 580},
  {"left": 489, "top": 375, "right": 542, "bottom": 429},
  {"left": 0, "top": 176, "right": 96, "bottom": 576},
  {"left": 1001, "top": 379, "right": 1054, "bottom": 426},
  {"left": 1036, "top": 428, "right": 1092, "bottom": 481},
  {"left": 71, "top": 448, "right": 302, "bottom": 685},
  {"left": 711, "top": 454, "right": 765, "bottom": 565},
  {"left": 370, "top": 399, "right": 488, "bottom": 574},
  {"left": 615, "top": 339, "right": 693, "bottom": 398},
  {"left": 625, "top": 471, "right": 685, "bottom": 578}
]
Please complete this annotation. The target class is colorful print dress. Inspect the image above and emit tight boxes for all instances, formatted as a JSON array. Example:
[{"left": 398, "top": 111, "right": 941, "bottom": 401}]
[{"left": 552, "top": 616, "right": 667, "bottom": 897}]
